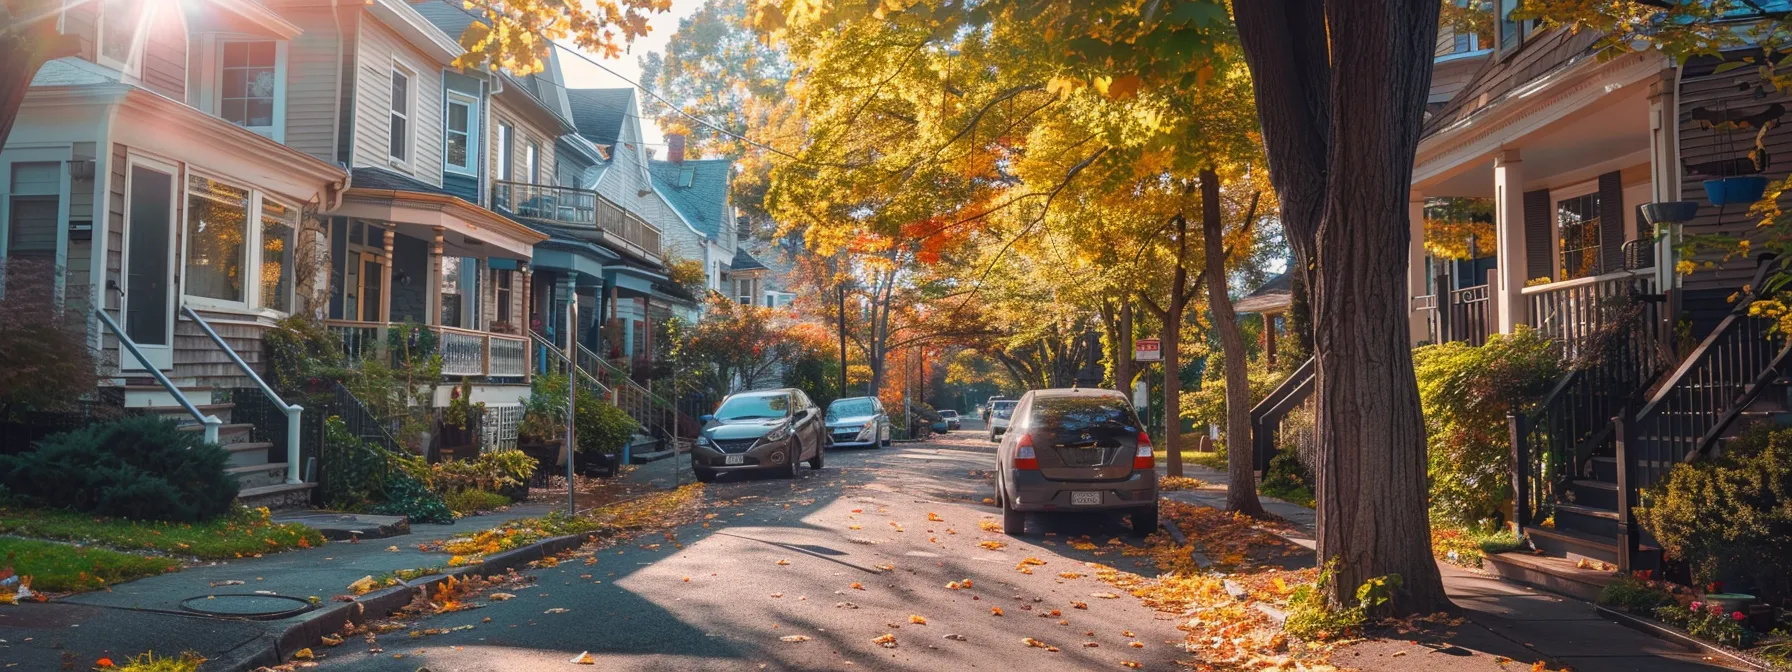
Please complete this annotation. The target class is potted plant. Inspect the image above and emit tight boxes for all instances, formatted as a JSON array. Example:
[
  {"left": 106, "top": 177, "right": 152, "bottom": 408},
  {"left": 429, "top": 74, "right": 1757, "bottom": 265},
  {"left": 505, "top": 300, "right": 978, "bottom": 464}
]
[
  {"left": 574, "top": 387, "right": 640, "bottom": 478},
  {"left": 437, "top": 377, "right": 486, "bottom": 462},
  {"left": 517, "top": 373, "right": 570, "bottom": 483},
  {"left": 1703, "top": 176, "right": 1768, "bottom": 206}
]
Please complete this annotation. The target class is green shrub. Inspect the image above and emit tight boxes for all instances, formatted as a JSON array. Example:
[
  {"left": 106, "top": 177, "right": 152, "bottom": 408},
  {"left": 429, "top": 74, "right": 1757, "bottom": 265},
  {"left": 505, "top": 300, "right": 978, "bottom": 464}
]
[
  {"left": 1431, "top": 525, "right": 1520, "bottom": 568},
  {"left": 0, "top": 416, "right": 238, "bottom": 522},
  {"left": 1260, "top": 450, "right": 1315, "bottom": 507},
  {"left": 1655, "top": 604, "right": 1760, "bottom": 649},
  {"left": 1284, "top": 563, "right": 1403, "bottom": 640},
  {"left": 1413, "top": 327, "right": 1563, "bottom": 526},
  {"left": 263, "top": 315, "right": 351, "bottom": 405},
  {"left": 519, "top": 373, "right": 571, "bottom": 443},
  {"left": 1182, "top": 351, "right": 1283, "bottom": 432},
  {"left": 319, "top": 416, "right": 453, "bottom": 524},
  {"left": 432, "top": 449, "right": 535, "bottom": 493},
  {"left": 575, "top": 388, "right": 639, "bottom": 455},
  {"left": 443, "top": 488, "right": 511, "bottom": 515},
  {"left": 1637, "top": 425, "right": 1792, "bottom": 605},
  {"left": 1597, "top": 574, "right": 1677, "bottom": 615}
]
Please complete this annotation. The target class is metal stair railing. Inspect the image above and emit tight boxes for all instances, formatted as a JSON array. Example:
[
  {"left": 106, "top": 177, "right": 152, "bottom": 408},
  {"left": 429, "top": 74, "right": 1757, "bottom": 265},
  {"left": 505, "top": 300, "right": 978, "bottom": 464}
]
[
  {"left": 1248, "top": 357, "right": 1315, "bottom": 473},
  {"left": 529, "top": 332, "right": 612, "bottom": 398},
  {"left": 94, "top": 308, "right": 222, "bottom": 443},
  {"left": 180, "top": 305, "right": 303, "bottom": 484}
]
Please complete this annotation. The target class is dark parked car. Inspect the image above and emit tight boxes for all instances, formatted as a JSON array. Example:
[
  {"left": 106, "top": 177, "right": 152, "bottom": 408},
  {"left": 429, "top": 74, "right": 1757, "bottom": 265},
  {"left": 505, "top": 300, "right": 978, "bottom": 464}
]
[
  {"left": 825, "top": 396, "right": 890, "bottom": 448},
  {"left": 692, "top": 388, "right": 827, "bottom": 482},
  {"left": 993, "top": 388, "right": 1158, "bottom": 537}
]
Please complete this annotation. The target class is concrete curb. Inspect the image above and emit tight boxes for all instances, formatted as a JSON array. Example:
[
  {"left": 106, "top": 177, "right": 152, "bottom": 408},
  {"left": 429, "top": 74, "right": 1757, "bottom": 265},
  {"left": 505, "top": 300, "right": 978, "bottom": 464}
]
[
  {"left": 215, "top": 531, "right": 601, "bottom": 672},
  {"left": 1594, "top": 605, "right": 1775, "bottom": 671}
]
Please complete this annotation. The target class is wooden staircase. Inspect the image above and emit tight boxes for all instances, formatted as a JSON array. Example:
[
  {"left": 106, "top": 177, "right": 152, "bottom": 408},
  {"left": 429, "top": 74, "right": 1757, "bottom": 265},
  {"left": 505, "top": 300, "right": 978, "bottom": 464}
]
[
  {"left": 1509, "top": 254, "right": 1791, "bottom": 573},
  {"left": 124, "top": 383, "right": 316, "bottom": 509}
]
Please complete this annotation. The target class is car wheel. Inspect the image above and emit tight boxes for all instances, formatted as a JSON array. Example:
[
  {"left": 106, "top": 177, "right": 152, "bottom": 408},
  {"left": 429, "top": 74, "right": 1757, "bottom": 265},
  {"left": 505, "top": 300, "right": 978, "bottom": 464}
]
[
  {"left": 784, "top": 442, "right": 802, "bottom": 479},
  {"left": 694, "top": 468, "right": 716, "bottom": 484},
  {"left": 1129, "top": 501, "right": 1160, "bottom": 538},
  {"left": 1001, "top": 490, "right": 1026, "bottom": 536},
  {"left": 808, "top": 441, "right": 825, "bottom": 469}
]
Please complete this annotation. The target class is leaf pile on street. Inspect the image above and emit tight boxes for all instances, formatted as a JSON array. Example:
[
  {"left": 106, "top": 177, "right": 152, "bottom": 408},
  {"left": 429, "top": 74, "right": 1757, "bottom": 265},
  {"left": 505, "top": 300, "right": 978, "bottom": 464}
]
[{"left": 439, "top": 484, "right": 703, "bottom": 564}]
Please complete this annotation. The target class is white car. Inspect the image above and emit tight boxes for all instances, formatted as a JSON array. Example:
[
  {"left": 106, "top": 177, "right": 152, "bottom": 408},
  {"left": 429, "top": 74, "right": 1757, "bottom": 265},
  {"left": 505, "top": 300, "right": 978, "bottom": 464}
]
[{"left": 987, "top": 400, "right": 1018, "bottom": 442}]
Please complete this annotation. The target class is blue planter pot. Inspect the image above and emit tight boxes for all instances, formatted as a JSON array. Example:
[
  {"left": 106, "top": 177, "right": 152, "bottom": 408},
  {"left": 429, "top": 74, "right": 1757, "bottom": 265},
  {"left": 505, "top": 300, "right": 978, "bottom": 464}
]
[{"left": 1703, "top": 176, "right": 1769, "bottom": 206}]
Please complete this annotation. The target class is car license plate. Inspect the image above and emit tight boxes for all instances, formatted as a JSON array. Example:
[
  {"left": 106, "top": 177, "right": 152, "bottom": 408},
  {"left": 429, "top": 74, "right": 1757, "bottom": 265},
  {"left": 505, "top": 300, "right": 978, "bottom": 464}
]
[
  {"left": 724, "top": 455, "right": 744, "bottom": 465},
  {"left": 1071, "top": 491, "right": 1101, "bottom": 506}
]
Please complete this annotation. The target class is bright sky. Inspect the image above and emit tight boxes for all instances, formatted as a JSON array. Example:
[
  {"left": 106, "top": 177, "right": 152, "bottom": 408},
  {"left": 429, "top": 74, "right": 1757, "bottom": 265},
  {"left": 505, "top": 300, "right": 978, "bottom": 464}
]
[{"left": 556, "top": 0, "right": 708, "bottom": 150}]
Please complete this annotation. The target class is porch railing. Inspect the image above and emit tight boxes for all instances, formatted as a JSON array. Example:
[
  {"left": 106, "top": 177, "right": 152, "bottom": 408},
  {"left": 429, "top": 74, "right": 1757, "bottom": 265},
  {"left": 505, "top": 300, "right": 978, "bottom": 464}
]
[
  {"left": 1523, "top": 268, "right": 1658, "bottom": 349},
  {"left": 493, "top": 179, "right": 662, "bottom": 259},
  {"left": 325, "top": 321, "right": 528, "bottom": 379},
  {"left": 1416, "top": 268, "right": 1495, "bottom": 346},
  {"left": 93, "top": 309, "right": 223, "bottom": 444}
]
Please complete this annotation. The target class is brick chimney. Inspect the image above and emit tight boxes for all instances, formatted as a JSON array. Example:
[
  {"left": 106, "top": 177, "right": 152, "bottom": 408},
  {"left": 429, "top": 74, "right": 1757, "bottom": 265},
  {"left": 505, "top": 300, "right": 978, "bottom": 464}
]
[{"left": 667, "top": 133, "right": 686, "bottom": 164}]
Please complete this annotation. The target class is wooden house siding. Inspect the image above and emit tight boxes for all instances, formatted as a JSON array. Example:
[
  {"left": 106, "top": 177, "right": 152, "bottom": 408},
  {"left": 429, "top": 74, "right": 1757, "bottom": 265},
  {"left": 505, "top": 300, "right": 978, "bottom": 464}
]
[
  {"left": 281, "top": 6, "right": 351, "bottom": 164},
  {"left": 490, "top": 98, "right": 557, "bottom": 187},
  {"left": 62, "top": 1, "right": 98, "bottom": 63},
  {"left": 1423, "top": 28, "right": 1603, "bottom": 138},
  {"left": 350, "top": 14, "right": 443, "bottom": 186},
  {"left": 141, "top": 7, "right": 186, "bottom": 101},
  {"left": 172, "top": 311, "right": 269, "bottom": 387},
  {"left": 1676, "top": 52, "right": 1792, "bottom": 291}
]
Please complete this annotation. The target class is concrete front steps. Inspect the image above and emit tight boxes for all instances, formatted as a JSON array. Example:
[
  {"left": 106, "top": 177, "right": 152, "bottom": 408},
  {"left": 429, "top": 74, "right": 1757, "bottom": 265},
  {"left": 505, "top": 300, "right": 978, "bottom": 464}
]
[{"left": 125, "top": 383, "right": 315, "bottom": 510}]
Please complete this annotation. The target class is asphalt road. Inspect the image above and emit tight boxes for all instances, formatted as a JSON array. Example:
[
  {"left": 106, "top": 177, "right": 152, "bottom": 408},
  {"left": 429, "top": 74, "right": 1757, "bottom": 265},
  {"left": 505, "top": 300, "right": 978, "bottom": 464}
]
[{"left": 306, "top": 421, "right": 1191, "bottom": 671}]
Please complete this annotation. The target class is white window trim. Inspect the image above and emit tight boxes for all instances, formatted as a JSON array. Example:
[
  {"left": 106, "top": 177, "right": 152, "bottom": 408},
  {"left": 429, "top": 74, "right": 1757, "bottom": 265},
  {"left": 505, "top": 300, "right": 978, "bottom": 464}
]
[
  {"left": 201, "top": 38, "right": 288, "bottom": 143},
  {"left": 525, "top": 141, "right": 540, "bottom": 184},
  {"left": 95, "top": 0, "right": 148, "bottom": 79},
  {"left": 388, "top": 60, "right": 417, "bottom": 169},
  {"left": 177, "top": 172, "right": 295, "bottom": 318},
  {"left": 0, "top": 148, "right": 75, "bottom": 303},
  {"left": 496, "top": 122, "right": 514, "bottom": 182},
  {"left": 443, "top": 90, "right": 479, "bottom": 176}
]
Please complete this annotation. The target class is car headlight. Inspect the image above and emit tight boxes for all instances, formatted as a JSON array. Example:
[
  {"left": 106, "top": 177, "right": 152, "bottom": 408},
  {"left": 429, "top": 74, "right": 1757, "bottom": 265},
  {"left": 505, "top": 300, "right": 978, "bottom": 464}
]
[
  {"left": 858, "top": 421, "right": 876, "bottom": 439},
  {"left": 763, "top": 423, "right": 792, "bottom": 442},
  {"left": 696, "top": 435, "right": 712, "bottom": 446}
]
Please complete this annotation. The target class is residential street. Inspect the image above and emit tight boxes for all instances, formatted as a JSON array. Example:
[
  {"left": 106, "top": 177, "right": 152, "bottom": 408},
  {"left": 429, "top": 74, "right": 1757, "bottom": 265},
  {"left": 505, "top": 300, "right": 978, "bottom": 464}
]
[{"left": 304, "top": 422, "right": 1190, "bottom": 671}]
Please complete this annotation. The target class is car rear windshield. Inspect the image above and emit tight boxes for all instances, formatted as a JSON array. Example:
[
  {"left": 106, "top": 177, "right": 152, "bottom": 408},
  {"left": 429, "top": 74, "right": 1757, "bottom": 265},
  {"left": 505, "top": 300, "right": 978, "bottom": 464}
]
[
  {"left": 1030, "top": 396, "right": 1136, "bottom": 435},
  {"left": 828, "top": 398, "right": 877, "bottom": 419},
  {"left": 939, "top": 411, "right": 958, "bottom": 417},
  {"left": 715, "top": 393, "right": 790, "bottom": 420},
  {"left": 991, "top": 401, "right": 1017, "bottom": 418}
]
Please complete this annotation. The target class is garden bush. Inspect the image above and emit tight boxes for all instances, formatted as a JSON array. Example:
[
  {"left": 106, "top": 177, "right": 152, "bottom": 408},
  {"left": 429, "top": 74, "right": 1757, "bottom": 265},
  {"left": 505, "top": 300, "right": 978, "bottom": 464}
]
[
  {"left": 1638, "top": 424, "right": 1792, "bottom": 606},
  {"left": 0, "top": 259, "right": 96, "bottom": 417},
  {"left": 319, "top": 416, "right": 452, "bottom": 524},
  {"left": 432, "top": 449, "right": 535, "bottom": 493},
  {"left": 576, "top": 388, "right": 639, "bottom": 455},
  {"left": 0, "top": 416, "right": 237, "bottom": 522},
  {"left": 518, "top": 373, "right": 571, "bottom": 443},
  {"left": 443, "top": 488, "right": 510, "bottom": 515},
  {"left": 263, "top": 315, "right": 351, "bottom": 404},
  {"left": 1656, "top": 604, "right": 1761, "bottom": 649},
  {"left": 1413, "top": 327, "right": 1563, "bottom": 526},
  {"left": 1596, "top": 573, "right": 1678, "bottom": 615}
]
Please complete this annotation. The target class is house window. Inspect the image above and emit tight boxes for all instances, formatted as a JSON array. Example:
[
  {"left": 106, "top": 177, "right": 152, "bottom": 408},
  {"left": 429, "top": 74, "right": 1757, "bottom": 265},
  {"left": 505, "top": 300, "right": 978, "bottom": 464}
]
[
  {"left": 525, "top": 142, "right": 539, "bottom": 184},
  {"left": 184, "top": 175, "right": 251, "bottom": 303},
  {"left": 220, "top": 41, "right": 277, "bottom": 131},
  {"left": 678, "top": 166, "right": 696, "bottom": 188},
  {"left": 389, "top": 66, "right": 413, "bottom": 163},
  {"left": 496, "top": 123, "right": 513, "bottom": 180},
  {"left": 97, "top": 0, "right": 144, "bottom": 73},
  {"left": 259, "top": 197, "right": 296, "bottom": 313},
  {"left": 444, "top": 93, "right": 478, "bottom": 175},
  {"left": 1557, "top": 193, "right": 1602, "bottom": 281},
  {"left": 441, "top": 256, "right": 462, "bottom": 328},
  {"left": 495, "top": 269, "right": 512, "bottom": 325}
]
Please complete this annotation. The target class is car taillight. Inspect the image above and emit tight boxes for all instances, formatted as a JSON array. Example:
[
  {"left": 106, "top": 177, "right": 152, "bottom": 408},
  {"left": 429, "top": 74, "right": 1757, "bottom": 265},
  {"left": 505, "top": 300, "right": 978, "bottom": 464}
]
[
  {"left": 1013, "top": 433, "right": 1038, "bottom": 470},
  {"left": 1133, "top": 431, "right": 1154, "bottom": 469}
]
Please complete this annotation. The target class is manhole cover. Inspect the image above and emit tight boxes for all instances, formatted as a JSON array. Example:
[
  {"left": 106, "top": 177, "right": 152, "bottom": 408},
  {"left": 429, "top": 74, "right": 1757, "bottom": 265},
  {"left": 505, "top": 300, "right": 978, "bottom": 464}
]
[{"left": 179, "top": 593, "right": 314, "bottom": 620}]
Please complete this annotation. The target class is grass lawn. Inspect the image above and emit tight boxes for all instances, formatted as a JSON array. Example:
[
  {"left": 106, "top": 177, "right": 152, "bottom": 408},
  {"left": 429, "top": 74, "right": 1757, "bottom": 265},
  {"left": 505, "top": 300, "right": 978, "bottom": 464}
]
[
  {"left": 1154, "top": 449, "right": 1228, "bottom": 471},
  {"left": 0, "top": 537, "right": 179, "bottom": 592},
  {"left": 0, "top": 506, "right": 325, "bottom": 560}
]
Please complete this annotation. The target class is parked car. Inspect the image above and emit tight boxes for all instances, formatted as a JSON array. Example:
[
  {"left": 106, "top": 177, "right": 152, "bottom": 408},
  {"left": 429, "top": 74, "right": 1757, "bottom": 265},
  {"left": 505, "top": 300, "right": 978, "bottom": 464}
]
[
  {"left": 825, "top": 396, "right": 891, "bottom": 448},
  {"left": 939, "top": 410, "right": 961, "bottom": 430},
  {"left": 993, "top": 388, "right": 1158, "bottom": 537},
  {"left": 987, "top": 399, "right": 1018, "bottom": 442},
  {"left": 982, "top": 396, "right": 1010, "bottom": 423},
  {"left": 692, "top": 388, "right": 827, "bottom": 482}
]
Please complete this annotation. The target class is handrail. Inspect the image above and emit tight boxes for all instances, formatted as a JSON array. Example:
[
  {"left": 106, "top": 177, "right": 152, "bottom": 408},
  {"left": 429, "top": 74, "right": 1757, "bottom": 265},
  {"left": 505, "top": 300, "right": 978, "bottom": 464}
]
[
  {"left": 1248, "top": 357, "right": 1315, "bottom": 472},
  {"left": 181, "top": 306, "right": 303, "bottom": 484},
  {"left": 529, "top": 332, "right": 612, "bottom": 397},
  {"left": 1520, "top": 267, "right": 1653, "bottom": 295},
  {"left": 577, "top": 342, "right": 676, "bottom": 411},
  {"left": 94, "top": 309, "right": 223, "bottom": 444},
  {"left": 1636, "top": 254, "right": 1782, "bottom": 414}
]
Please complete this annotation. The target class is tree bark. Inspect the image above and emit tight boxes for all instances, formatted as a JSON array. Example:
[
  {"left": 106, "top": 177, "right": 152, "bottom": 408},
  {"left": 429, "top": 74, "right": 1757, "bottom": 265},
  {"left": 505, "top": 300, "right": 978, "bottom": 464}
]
[
  {"left": 1234, "top": 0, "right": 1449, "bottom": 614},
  {"left": 1201, "top": 169, "right": 1265, "bottom": 517},
  {"left": 1140, "top": 214, "right": 1191, "bottom": 479}
]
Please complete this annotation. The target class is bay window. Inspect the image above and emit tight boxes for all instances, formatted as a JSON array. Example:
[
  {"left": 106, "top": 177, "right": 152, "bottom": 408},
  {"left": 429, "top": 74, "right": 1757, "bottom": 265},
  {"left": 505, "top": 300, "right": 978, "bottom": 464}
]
[{"left": 182, "top": 173, "right": 299, "bottom": 313}]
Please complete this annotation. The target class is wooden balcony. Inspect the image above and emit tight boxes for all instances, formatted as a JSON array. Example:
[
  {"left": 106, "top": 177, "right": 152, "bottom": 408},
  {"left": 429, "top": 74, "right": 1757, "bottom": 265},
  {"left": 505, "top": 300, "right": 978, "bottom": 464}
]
[
  {"left": 491, "top": 180, "right": 663, "bottom": 260},
  {"left": 325, "top": 320, "right": 530, "bottom": 379}
]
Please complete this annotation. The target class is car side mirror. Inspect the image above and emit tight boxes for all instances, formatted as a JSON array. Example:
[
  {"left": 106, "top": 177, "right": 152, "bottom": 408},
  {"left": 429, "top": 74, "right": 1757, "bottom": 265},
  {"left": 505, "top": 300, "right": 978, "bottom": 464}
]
[{"left": 700, "top": 414, "right": 716, "bottom": 423}]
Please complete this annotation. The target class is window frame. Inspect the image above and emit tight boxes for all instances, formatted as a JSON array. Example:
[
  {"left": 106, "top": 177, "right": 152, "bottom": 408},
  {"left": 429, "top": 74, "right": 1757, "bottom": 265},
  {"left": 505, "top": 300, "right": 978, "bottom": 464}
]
[
  {"left": 443, "top": 91, "right": 479, "bottom": 176},
  {"left": 388, "top": 61, "right": 417, "bottom": 167},
  {"left": 177, "top": 170, "right": 299, "bottom": 317},
  {"left": 496, "top": 122, "right": 514, "bottom": 181},
  {"left": 525, "top": 141, "right": 540, "bottom": 184},
  {"left": 95, "top": 0, "right": 147, "bottom": 77},
  {"left": 212, "top": 39, "right": 288, "bottom": 142},
  {"left": 1555, "top": 191, "right": 1603, "bottom": 281}
]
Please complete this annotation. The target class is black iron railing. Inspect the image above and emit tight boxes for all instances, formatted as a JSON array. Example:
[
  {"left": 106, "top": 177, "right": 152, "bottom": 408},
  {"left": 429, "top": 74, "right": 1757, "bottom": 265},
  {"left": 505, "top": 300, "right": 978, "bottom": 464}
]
[{"left": 1249, "top": 357, "right": 1315, "bottom": 473}]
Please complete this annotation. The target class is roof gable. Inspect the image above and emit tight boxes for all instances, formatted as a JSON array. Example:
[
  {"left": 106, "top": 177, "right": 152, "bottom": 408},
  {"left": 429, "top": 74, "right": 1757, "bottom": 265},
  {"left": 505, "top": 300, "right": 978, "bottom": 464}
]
[
  {"left": 566, "top": 88, "right": 635, "bottom": 144},
  {"left": 650, "top": 158, "right": 731, "bottom": 239}
]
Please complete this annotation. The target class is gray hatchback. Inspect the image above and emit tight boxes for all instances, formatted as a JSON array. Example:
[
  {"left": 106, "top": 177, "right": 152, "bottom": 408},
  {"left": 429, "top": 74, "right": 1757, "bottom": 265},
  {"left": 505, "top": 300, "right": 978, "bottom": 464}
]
[{"left": 994, "top": 388, "right": 1158, "bottom": 537}]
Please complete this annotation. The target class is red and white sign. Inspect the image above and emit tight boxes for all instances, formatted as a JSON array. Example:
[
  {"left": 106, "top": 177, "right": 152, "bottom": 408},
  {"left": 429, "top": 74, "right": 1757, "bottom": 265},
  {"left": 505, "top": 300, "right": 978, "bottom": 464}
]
[{"left": 1134, "top": 338, "right": 1161, "bottom": 362}]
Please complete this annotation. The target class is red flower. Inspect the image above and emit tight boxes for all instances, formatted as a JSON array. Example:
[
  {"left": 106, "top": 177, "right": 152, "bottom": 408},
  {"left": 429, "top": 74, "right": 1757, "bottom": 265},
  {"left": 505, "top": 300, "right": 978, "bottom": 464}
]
[{"left": 1733, "top": 611, "right": 1747, "bottom": 622}]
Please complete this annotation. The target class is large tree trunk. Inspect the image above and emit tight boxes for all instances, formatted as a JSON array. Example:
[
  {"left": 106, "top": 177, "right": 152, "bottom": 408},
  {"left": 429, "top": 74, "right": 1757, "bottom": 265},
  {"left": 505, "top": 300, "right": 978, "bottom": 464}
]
[
  {"left": 0, "top": 1, "right": 82, "bottom": 150},
  {"left": 1201, "top": 169, "right": 1265, "bottom": 517},
  {"left": 1233, "top": 0, "right": 1449, "bottom": 614},
  {"left": 1152, "top": 215, "right": 1191, "bottom": 479}
]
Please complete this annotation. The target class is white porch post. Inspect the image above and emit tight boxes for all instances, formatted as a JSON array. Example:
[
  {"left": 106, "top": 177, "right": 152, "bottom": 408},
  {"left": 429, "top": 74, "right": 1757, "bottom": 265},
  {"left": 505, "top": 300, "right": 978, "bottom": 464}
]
[
  {"left": 1648, "top": 71, "right": 1681, "bottom": 285},
  {"left": 428, "top": 228, "right": 445, "bottom": 327},
  {"left": 1407, "top": 192, "right": 1428, "bottom": 345},
  {"left": 1494, "top": 149, "right": 1528, "bottom": 333}
]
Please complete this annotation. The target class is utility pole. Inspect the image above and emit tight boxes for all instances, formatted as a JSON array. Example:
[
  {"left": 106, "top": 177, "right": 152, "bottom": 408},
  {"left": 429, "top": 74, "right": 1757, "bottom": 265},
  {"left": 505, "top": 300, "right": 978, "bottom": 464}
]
[{"left": 565, "top": 298, "right": 578, "bottom": 516}]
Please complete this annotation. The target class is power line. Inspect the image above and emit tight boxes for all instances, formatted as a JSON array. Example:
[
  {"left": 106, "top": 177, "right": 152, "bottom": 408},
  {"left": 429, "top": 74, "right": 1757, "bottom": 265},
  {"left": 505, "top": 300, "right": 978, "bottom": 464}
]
[{"left": 445, "top": 2, "right": 803, "bottom": 162}]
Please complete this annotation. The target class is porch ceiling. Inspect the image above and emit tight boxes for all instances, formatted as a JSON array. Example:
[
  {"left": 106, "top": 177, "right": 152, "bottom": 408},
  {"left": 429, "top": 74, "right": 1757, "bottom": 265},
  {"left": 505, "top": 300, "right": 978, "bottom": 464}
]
[
  {"left": 336, "top": 192, "right": 547, "bottom": 261},
  {"left": 1418, "top": 83, "right": 1653, "bottom": 198}
]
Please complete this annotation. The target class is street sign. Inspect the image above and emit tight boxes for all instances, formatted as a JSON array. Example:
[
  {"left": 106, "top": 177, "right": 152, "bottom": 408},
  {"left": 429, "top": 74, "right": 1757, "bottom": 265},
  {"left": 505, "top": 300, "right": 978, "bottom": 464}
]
[{"left": 1134, "top": 338, "right": 1161, "bottom": 362}]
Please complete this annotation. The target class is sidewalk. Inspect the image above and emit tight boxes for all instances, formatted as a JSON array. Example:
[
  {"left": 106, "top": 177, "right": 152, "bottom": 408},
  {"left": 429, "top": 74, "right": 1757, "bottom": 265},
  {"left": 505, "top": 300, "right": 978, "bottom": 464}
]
[
  {"left": 0, "top": 459, "right": 694, "bottom": 671},
  {"left": 1164, "top": 463, "right": 1736, "bottom": 671}
]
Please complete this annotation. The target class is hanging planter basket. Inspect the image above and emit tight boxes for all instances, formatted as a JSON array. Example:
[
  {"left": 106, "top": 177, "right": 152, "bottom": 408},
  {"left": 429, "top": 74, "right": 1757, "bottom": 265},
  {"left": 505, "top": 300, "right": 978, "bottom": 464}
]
[
  {"left": 1640, "top": 201, "right": 1700, "bottom": 226},
  {"left": 1703, "top": 176, "right": 1769, "bottom": 206}
]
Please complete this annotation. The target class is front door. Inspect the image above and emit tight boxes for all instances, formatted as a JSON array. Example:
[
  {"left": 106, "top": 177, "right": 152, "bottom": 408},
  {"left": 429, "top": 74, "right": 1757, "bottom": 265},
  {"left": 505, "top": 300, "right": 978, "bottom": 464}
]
[{"left": 121, "top": 159, "right": 178, "bottom": 370}]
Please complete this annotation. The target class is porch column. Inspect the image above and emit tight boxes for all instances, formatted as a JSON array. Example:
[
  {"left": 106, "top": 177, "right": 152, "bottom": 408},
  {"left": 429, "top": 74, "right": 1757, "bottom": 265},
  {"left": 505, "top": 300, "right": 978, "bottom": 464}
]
[
  {"left": 1494, "top": 149, "right": 1528, "bottom": 333},
  {"left": 428, "top": 228, "right": 444, "bottom": 327},
  {"left": 380, "top": 228, "right": 395, "bottom": 326},
  {"left": 475, "top": 257, "right": 491, "bottom": 331},
  {"left": 520, "top": 262, "right": 532, "bottom": 334},
  {"left": 555, "top": 274, "right": 575, "bottom": 349},
  {"left": 1407, "top": 192, "right": 1428, "bottom": 345},
  {"left": 1648, "top": 71, "right": 1681, "bottom": 288}
]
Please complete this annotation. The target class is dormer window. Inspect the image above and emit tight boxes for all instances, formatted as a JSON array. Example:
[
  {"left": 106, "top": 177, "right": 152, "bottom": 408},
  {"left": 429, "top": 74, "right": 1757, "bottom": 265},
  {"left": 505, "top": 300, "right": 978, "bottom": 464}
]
[{"left": 221, "top": 42, "right": 276, "bottom": 130}]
